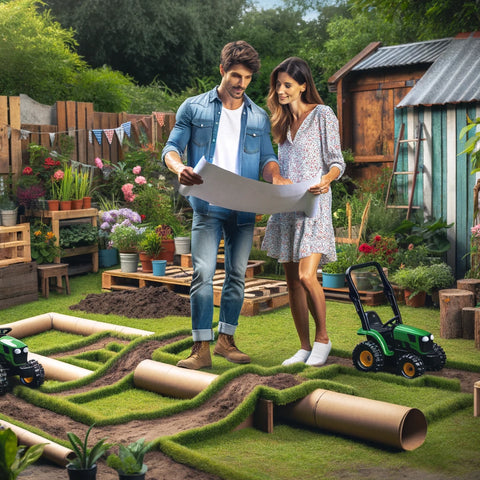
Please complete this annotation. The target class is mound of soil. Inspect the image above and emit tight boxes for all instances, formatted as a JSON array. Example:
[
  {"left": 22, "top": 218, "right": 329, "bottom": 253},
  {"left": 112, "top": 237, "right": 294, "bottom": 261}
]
[{"left": 70, "top": 285, "right": 191, "bottom": 318}]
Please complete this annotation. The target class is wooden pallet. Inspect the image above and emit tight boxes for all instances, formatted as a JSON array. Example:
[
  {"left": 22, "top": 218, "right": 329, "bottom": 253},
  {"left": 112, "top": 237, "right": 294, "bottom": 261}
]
[
  {"left": 322, "top": 286, "right": 386, "bottom": 306},
  {"left": 101, "top": 266, "right": 289, "bottom": 316},
  {"left": 180, "top": 255, "right": 264, "bottom": 278},
  {"left": 0, "top": 223, "right": 31, "bottom": 267}
]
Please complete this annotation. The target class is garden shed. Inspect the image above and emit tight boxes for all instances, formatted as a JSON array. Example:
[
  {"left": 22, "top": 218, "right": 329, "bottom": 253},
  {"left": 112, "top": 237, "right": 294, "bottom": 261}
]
[{"left": 329, "top": 32, "right": 480, "bottom": 278}]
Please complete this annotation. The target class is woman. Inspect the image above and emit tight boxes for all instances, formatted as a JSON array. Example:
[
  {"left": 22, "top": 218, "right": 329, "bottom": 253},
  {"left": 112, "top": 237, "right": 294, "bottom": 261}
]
[{"left": 262, "top": 57, "right": 345, "bottom": 366}]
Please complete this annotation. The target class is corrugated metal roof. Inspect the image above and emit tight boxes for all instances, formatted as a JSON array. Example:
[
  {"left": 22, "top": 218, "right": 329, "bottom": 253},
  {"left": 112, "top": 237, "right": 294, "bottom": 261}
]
[
  {"left": 397, "top": 35, "right": 480, "bottom": 107},
  {"left": 352, "top": 38, "right": 452, "bottom": 70}
]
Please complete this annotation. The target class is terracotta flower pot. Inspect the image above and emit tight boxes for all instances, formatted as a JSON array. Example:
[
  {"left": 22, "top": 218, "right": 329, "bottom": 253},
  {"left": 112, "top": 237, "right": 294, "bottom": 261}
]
[
  {"left": 47, "top": 199, "right": 60, "bottom": 211},
  {"left": 158, "top": 238, "right": 175, "bottom": 263},
  {"left": 404, "top": 289, "right": 426, "bottom": 308},
  {"left": 72, "top": 198, "right": 84, "bottom": 209},
  {"left": 60, "top": 200, "right": 72, "bottom": 210},
  {"left": 139, "top": 252, "right": 153, "bottom": 273},
  {"left": 83, "top": 196, "right": 92, "bottom": 208}
]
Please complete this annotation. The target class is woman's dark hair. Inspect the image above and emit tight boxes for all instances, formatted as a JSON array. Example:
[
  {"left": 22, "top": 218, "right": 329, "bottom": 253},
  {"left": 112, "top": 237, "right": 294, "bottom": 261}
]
[
  {"left": 220, "top": 41, "right": 261, "bottom": 74},
  {"left": 267, "top": 57, "right": 323, "bottom": 144}
]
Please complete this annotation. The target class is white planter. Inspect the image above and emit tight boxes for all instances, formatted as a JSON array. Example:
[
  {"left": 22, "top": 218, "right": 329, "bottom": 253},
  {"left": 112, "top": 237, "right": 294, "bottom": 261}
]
[
  {"left": 1, "top": 208, "right": 18, "bottom": 226},
  {"left": 174, "top": 236, "right": 191, "bottom": 255},
  {"left": 119, "top": 253, "right": 139, "bottom": 273}
]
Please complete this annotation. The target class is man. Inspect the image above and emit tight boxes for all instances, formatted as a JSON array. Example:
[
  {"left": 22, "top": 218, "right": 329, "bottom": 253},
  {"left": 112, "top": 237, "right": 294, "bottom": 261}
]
[{"left": 162, "top": 40, "right": 287, "bottom": 370}]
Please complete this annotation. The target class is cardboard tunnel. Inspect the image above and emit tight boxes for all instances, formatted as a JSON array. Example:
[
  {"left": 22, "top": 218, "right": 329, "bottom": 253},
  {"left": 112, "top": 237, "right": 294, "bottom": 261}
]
[
  {"left": 134, "top": 359, "right": 218, "bottom": 399},
  {"left": 133, "top": 360, "right": 427, "bottom": 451},
  {"left": 29, "top": 353, "right": 92, "bottom": 382},
  {"left": 0, "top": 419, "right": 74, "bottom": 466},
  {"left": 1, "top": 312, "right": 155, "bottom": 338}
]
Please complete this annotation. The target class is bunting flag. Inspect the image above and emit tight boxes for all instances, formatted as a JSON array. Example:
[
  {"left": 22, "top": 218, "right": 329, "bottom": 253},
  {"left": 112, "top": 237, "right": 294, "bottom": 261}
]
[
  {"left": 115, "top": 126, "right": 125, "bottom": 145},
  {"left": 20, "top": 129, "right": 30, "bottom": 140},
  {"left": 121, "top": 121, "right": 131, "bottom": 138},
  {"left": 49, "top": 133, "right": 56, "bottom": 146},
  {"left": 155, "top": 112, "right": 165, "bottom": 127},
  {"left": 92, "top": 129, "right": 103, "bottom": 145},
  {"left": 104, "top": 129, "right": 115, "bottom": 145}
]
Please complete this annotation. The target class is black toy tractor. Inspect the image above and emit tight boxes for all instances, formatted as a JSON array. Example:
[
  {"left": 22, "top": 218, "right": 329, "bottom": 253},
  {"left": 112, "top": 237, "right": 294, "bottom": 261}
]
[
  {"left": 0, "top": 327, "right": 45, "bottom": 394},
  {"left": 346, "top": 262, "right": 446, "bottom": 379}
]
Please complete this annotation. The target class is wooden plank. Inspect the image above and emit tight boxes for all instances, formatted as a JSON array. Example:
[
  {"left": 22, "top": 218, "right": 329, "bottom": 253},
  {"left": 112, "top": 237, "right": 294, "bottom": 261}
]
[
  {"left": 9, "top": 96, "right": 22, "bottom": 181},
  {"left": 0, "top": 262, "right": 38, "bottom": 309}
]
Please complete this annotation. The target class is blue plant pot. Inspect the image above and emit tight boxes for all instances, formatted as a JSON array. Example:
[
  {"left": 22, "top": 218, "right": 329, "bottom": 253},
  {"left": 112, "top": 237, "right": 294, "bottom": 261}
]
[
  {"left": 99, "top": 248, "right": 118, "bottom": 268},
  {"left": 322, "top": 272, "right": 345, "bottom": 289},
  {"left": 152, "top": 259, "right": 167, "bottom": 276}
]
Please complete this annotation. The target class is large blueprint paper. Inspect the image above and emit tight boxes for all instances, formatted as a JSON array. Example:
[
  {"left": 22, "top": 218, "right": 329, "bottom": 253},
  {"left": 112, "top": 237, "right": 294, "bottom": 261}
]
[{"left": 179, "top": 157, "right": 320, "bottom": 217}]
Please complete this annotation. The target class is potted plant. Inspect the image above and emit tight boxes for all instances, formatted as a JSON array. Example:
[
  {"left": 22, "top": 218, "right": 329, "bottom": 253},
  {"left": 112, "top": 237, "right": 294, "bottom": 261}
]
[
  {"left": 106, "top": 438, "right": 152, "bottom": 480},
  {"left": 30, "top": 222, "right": 61, "bottom": 264},
  {"left": 426, "top": 262, "right": 455, "bottom": 306},
  {"left": 0, "top": 195, "right": 18, "bottom": 226},
  {"left": 0, "top": 427, "right": 45, "bottom": 480},
  {"left": 390, "top": 265, "right": 435, "bottom": 307},
  {"left": 58, "top": 166, "right": 75, "bottom": 210},
  {"left": 72, "top": 170, "right": 89, "bottom": 209},
  {"left": 138, "top": 229, "right": 163, "bottom": 272},
  {"left": 66, "top": 424, "right": 111, "bottom": 480},
  {"left": 110, "top": 224, "right": 146, "bottom": 273},
  {"left": 155, "top": 224, "right": 175, "bottom": 263},
  {"left": 321, "top": 244, "right": 358, "bottom": 289}
]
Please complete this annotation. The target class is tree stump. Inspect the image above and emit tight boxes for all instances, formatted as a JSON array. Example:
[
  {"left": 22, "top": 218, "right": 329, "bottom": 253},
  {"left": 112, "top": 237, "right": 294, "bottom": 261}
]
[
  {"left": 475, "top": 310, "right": 480, "bottom": 349},
  {"left": 461, "top": 307, "right": 478, "bottom": 339},
  {"left": 456, "top": 279, "right": 480, "bottom": 305},
  {"left": 439, "top": 289, "right": 474, "bottom": 339}
]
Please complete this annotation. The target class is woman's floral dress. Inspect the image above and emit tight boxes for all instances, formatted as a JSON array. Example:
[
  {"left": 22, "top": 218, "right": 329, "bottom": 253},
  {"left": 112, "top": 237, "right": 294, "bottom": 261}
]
[{"left": 262, "top": 105, "right": 345, "bottom": 264}]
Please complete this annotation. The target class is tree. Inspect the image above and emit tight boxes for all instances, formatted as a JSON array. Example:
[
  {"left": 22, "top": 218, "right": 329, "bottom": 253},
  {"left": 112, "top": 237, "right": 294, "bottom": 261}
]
[
  {"left": 353, "top": 0, "right": 480, "bottom": 39},
  {"left": 0, "top": 0, "right": 85, "bottom": 104},
  {"left": 44, "top": 0, "right": 247, "bottom": 89}
]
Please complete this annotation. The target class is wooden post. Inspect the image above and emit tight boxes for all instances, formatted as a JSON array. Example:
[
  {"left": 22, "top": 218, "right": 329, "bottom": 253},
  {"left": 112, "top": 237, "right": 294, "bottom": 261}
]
[
  {"left": 474, "top": 381, "right": 480, "bottom": 417},
  {"left": 439, "top": 289, "right": 474, "bottom": 338},
  {"left": 461, "top": 307, "right": 477, "bottom": 339},
  {"left": 475, "top": 309, "right": 480, "bottom": 349},
  {"left": 456, "top": 279, "right": 480, "bottom": 305}
]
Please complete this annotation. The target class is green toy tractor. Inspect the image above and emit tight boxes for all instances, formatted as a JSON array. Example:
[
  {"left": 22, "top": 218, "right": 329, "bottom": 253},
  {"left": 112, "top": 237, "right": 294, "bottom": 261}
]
[
  {"left": 346, "top": 262, "right": 446, "bottom": 379},
  {"left": 0, "top": 327, "right": 45, "bottom": 394}
]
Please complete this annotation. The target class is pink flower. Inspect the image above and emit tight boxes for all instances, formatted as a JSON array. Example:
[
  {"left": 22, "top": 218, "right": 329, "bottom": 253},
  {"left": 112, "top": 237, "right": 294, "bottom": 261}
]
[
  {"left": 135, "top": 176, "right": 147, "bottom": 185},
  {"left": 95, "top": 157, "right": 104, "bottom": 169},
  {"left": 132, "top": 166, "right": 142, "bottom": 175},
  {"left": 22, "top": 166, "right": 33, "bottom": 175},
  {"left": 53, "top": 169, "right": 64, "bottom": 181},
  {"left": 121, "top": 183, "right": 136, "bottom": 202}
]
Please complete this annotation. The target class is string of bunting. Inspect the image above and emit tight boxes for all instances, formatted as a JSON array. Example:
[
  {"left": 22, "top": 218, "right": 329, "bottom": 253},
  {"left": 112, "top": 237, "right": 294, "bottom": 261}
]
[{"left": 1, "top": 111, "right": 167, "bottom": 146}]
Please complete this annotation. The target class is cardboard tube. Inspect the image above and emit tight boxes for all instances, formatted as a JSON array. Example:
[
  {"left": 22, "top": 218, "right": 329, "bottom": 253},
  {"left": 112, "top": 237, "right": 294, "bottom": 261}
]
[
  {"left": 279, "top": 389, "right": 427, "bottom": 451},
  {"left": 134, "top": 360, "right": 218, "bottom": 399},
  {"left": 29, "top": 353, "right": 92, "bottom": 382},
  {"left": 1, "top": 313, "right": 53, "bottom": 338},
  {"left": 51, "top": 313, "right": 154, "bottom": 337},
  {"left": 0, "top": 419, "right": 75, "bottom": 466}
]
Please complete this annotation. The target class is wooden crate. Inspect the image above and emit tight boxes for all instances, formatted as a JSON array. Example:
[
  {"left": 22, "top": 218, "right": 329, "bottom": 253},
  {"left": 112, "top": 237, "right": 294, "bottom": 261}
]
[
  {"left": 0, "top": 223, "right": 31, "bottom": 267},
  {"left": 101, "top": 266, "right": 290, "bottom": 316},
  {"left": 0, "top": 261, "right": 38, "bottom": 309}
]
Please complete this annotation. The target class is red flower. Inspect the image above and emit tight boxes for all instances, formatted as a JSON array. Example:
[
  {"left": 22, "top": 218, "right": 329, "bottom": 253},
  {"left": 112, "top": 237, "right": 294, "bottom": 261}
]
[
  {"left": 22, "top": 166, "right": 33, "bottom": 175},
  {"left": 44, "top": 157, "right": 55, "bottom": 166}
]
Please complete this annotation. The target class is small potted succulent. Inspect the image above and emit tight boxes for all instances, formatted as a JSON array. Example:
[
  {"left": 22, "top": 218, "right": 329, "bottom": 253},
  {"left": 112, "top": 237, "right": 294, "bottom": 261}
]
[
  {"left": 106, "top": 438, "right": 153, "bottom": 480},
  {"left": 66, "top": 424, "right": 112, "bottom": 480}
]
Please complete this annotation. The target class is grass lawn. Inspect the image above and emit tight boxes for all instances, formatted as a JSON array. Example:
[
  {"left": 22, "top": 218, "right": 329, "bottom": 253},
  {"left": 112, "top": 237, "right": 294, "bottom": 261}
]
[{"left": 2, "top": 269, "right": 480, "bottom": 479}]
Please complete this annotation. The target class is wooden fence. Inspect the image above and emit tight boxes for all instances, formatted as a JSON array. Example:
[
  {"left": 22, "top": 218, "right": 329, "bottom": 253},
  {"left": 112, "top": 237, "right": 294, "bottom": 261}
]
[{"left": 0, "top": 95, "right": 176, "bottom": 181}]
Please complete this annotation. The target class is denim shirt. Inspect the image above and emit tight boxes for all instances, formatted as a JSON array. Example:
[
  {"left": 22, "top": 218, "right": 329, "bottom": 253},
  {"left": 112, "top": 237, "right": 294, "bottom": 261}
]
[{"left": 162, "top": 87, "right": 278, "bottom": 224}]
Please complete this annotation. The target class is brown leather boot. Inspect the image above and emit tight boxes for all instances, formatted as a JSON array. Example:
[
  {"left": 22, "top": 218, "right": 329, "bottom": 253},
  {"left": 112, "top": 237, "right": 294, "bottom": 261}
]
[
  {"left": 213, "top": 333, "right": 251, "bottom": 364},
  {"left": 176, "top": 341, "right": 212, "bottom": 370}
]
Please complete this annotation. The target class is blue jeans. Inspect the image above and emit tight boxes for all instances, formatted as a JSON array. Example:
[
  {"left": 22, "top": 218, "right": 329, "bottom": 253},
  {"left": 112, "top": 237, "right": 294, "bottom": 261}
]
[{"left": 190, "top": 211, "right": 254, "bottom": 341}]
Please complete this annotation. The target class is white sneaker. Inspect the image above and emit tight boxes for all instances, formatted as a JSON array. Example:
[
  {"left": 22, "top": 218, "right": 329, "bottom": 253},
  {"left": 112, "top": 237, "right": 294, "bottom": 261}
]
[
  {"left": 305, "top": 340, "right": 332, "bottom": 367},
  {"left": 282, "top": 349, "right": 311, "bottom": 366}
]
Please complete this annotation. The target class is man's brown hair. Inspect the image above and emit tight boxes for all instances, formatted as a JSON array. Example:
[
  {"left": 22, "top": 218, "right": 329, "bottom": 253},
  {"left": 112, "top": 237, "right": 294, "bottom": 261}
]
[{"left": 220, "top": 41, "right": 260, "bottom": 74}]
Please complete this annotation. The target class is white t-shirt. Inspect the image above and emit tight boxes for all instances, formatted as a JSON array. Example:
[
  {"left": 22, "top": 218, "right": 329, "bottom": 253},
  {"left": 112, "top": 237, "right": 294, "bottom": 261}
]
[{"left": 212, "top": 104, "right": 243, "bottom": 174}]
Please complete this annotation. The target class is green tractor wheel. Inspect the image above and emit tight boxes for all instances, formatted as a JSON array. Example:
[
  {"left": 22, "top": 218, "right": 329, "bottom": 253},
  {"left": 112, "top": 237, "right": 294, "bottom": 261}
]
[
  {"left": 352, "top": 340, "right": 384, "bottom": 373},
  {"left": 396, "top": 353, "right": 425, "bottom": 379},
  {"left": 19, "top": 359, "right": 45, "bottom": 388},
  {"left": 0, "top": 366, "right": 8, "bottom": 395}
]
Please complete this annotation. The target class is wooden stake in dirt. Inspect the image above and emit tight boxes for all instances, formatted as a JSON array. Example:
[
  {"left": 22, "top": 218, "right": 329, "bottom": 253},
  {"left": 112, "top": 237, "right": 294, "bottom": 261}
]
[
  {"left": 439, "top": 289, "right": 474, "bottom": 338},
  {"left": 461, "top": 307, "right": 478, "bottom": 339}
]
